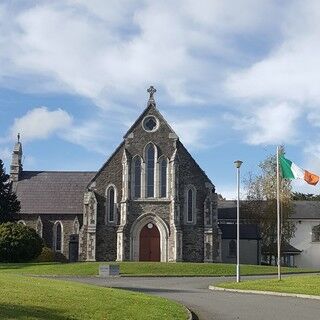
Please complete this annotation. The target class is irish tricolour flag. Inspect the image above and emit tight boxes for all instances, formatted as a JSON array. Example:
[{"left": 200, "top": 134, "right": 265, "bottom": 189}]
[{"left": 279, "top": 155, "right": 319, "bottom": 186}]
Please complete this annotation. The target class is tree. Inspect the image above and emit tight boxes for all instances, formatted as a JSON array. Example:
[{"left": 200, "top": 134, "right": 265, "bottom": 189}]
[
  {"left": 243, "top": 147, "right": 295, "bottom": 264},
  {"left": 0, "top": 159, "right": 20, "bottom": 223},
  {"left": 0, "top": 222, "right": 43, "bottom": 262},
  {"left": 292, "top": 192, "right": 320, "bottom": 201}
]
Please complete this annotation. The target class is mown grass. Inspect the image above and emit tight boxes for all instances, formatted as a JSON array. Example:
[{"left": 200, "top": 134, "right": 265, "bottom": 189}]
[
  {"left": 0, "top": 261, "right": 317, "bottom": 277},
  {"left": 0, "top": 273, "right": 188, "bottom": 320},
  {"left": 217, "top": 275, "right": 320, "bottom": 296}
]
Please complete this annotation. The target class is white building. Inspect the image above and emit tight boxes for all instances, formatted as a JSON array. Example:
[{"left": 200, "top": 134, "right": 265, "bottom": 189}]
[{"left": 290, "top": 201, "right": 320, "bottom": 268}]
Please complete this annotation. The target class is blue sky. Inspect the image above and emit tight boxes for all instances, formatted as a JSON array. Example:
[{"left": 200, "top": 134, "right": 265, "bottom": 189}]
[{"left": 1, "top": 0, "right": 320, "bottom": 198}]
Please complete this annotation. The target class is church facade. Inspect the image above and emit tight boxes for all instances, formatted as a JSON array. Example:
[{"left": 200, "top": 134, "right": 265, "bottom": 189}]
[{"left": 10, "top": 87, "right": 221, "bottom": 263}]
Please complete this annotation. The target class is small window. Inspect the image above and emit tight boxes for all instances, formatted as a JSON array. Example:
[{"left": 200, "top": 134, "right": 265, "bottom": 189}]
[
  {"left": 160, "top": 158, "right": 167, "bottom": 198},
  {"left": 53, "top": 221, "right": 63, "bottom": 252},
  {"left": 143, "top": 116, "right": 158, "bottom": 132},
  {"left": 229, "top": 240, "right": 236, "bottom": 257},
  {"left": 106, "top": 185, "right": 117, "bottom": 223},
  {"left": 36, "top": 217, "right": 43, "bottom": 238},
  {"left": 312, "top": 225, "right": 320, "bottom": 242},
  {"left": 73, "top": 217, "right": 80, "bottom": 234},
  {"left": 187, "top": 189, "right": 193, "bottom": 222},
  {"left": 109, "top": 189, "right": 115, "bottom": 222}
]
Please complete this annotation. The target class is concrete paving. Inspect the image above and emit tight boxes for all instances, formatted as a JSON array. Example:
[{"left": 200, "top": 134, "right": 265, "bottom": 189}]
[{"left": 57, "top": 275, "right": 320, "bottom": 320}]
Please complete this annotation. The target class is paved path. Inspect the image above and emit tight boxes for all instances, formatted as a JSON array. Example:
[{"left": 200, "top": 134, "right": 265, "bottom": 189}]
[{"left": 58, "top": 275, "right": 320, "bottom": 320}]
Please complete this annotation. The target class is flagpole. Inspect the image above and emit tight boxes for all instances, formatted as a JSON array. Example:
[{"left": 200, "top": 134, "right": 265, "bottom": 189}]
[{"left": 276, "top": 146, "right": 281, "bottom": 280}]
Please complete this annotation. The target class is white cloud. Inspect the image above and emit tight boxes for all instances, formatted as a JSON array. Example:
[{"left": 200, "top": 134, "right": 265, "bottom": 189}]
[
  {"left": 0, "top": 147, "right": 11, "bottom": 162},
  {"left": 10, "top": 107, "right": 72, "bottom": 142},
  {"left": 216, "top": 184, "right": 247, "bottom": 200},
  {"left": 225, "top": 103, "right": 300, "bottom": 145},
  {"left": 0, "top": 0, "right": 319, "bottom": 151},
  {"left": 60, "top": 120, "right": 112, "bottom": 154},
  {"left": 0, "top": 0, "right": 284, "bottom": 108},
  {"left": 171, "top": 118, "right": 211, "bottom": 148},
  {"left": 4, "top": 106, "right": 116, "bottom": 154},
  {"left": 225, "top": 1, "right": 320, "bottom": 107}
]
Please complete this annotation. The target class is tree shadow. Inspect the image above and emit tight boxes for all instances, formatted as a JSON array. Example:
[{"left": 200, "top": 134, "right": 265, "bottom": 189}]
[
  {"left": 0, "top": 303, "right": 70, "bottom": 320},
  {"left": 0, "top": 262, "right": 61, "bottom": 270},
  {"left": 113, "top": 286, "right": 195, "bottom": 294}
]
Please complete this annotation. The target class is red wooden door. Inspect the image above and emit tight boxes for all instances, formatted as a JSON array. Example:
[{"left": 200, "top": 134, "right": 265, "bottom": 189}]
[{"left": 139, "top": 223, "right": 160, "bottom": 261}]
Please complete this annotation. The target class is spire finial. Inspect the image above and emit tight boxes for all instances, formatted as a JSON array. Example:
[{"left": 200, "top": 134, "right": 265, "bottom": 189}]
[
  {"left": 17, "top": 133, "right": 20, "bottom": 143},
  {"left": 147, "top": 85, "right": 157, "bottom": 102}
]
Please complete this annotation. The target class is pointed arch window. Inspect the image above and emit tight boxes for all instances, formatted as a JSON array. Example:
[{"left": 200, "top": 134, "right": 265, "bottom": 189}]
[
  {"left": 106, "top": 185, "right": 117, "bottom": 223},
  {"left": 146, "top": 144, "right": 155, "bottom": 197},
  {"left": 36, "top": 217, "right": 43, "bottom": 238},
  {"left": 73, "top": 217, "right": 80, "bottom": 234},
  {"left": 53, "top": 221, "right": 63, "bottom": 252},
  {"left": 133, "top": 156, "right": 142, "bottom": 198},
  {"left": 160, "top": 158, "right": 168, "bottom": 198},
  {"left": 185, "top": 186, "right": 196, "bottom": 224},
  {"left": 187, "top": 189, "right": 193, "bottom": 222}
]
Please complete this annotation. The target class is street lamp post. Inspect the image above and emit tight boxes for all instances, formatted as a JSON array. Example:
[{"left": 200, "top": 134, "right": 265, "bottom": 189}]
[{"left": 234, "top": 160, "right": 243, "bottom": 283}]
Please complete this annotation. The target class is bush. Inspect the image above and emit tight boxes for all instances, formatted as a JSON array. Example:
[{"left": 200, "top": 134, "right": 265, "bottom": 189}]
[
  {"left": 0, "top": 222, "right": 43, "bottom": 262},
  {"left": 54, "top": 251, "right": 68, "bottom": 262},
  {"left": 35, "top": 246, "right": 54, "bottom": 262}
]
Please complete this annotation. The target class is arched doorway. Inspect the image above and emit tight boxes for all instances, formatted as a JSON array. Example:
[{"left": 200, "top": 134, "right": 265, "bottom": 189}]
[{"left": 139, "top": 223, "right": 160, "bottom": 261}]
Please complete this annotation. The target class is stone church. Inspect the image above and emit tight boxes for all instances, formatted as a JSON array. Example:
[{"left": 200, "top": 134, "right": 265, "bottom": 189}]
[{"left": 10, "top": 87, "right": 221, "bottom": 262}]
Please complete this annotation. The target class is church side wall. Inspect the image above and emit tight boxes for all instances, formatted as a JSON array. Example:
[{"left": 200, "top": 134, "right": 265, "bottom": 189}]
[
  {"left": 18, "top": 213, "right": 82, "bottom": 260},
  {"left": 93, "top": 146, "right": 124, "bottom": 261},
  {"left": 177, "top": 144, "right": 210, "bottom": 262}
]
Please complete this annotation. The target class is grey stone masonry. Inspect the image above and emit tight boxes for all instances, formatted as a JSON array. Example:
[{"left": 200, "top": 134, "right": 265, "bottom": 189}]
[{"left": 80, "top": 91, "right": 220, "bottom": 262}]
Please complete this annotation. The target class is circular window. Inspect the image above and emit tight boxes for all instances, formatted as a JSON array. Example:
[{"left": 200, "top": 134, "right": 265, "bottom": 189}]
[
  {"left": 143, "top": 116, "right": 159, "bottom": 132},
  {"left": 147, "top": 223, "right": 153, "bottom": 229}
]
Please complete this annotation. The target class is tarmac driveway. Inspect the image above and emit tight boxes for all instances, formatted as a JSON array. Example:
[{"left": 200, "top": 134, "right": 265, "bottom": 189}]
[{"left": 58, "top": 275, "right": 320, "bottom": 320}]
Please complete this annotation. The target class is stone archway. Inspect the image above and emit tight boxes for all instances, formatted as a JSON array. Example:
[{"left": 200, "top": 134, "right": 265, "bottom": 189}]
[{"left": 130, "top": 213, "right": 169, "bottom": 262}]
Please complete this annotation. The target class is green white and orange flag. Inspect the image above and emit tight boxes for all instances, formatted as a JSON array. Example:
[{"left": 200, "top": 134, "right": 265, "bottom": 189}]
[{"left": 279, "top": 155, "right": 319, "bottom": 186}]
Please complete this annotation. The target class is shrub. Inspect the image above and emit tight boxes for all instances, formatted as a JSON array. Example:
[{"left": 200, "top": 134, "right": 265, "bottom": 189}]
[
  {"left": 35, "top": 246, "right": 54, "bottom": 262},
  {"left": 0, "top": 222, "right": 43, "bottom": 262},
  {"left": 54, "top": 251, "right": 68, "bottom": 263}
]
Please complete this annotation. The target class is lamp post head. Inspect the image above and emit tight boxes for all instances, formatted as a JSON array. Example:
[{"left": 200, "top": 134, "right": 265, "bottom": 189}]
[{"left": 234, "top": 160, "right": 243, "bottom": 169}]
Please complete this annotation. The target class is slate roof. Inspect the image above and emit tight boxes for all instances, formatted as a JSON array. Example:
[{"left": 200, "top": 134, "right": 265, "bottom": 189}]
[
  {"left": 218, "top": 207, "right": 237, "bottom": 220},
  {"left": 290, "top": 201, "right": 320, "bottom": 219},
  {"left": 218, "top": 200, "right": 320, "bottom": 220},
  {"left": 219, "top": 224, "right": 261, "bottom": 240},
  {"left": 262, "top": 242, "right": 301, "bottom": 255},
  {"left": 15, "top": 171, "right": 95, "bottom": 214},
  {"left": 281, "top": 242, "right": 302, "bottom": 254}
]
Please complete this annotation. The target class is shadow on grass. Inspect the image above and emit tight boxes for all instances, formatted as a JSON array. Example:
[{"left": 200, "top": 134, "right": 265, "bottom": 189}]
[
  {"left": 0, "top": 262, "right": 62, "bottom": 270},
  {"left": 113, "top": 286, "right": 195, "bottom": 294},
  {"left": 0, "top": 303, "right": 69, "bottom": 320}
]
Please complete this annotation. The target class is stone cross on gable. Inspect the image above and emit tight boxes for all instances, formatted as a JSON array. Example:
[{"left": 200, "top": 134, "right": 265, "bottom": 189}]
[{"left": 147, "top": 86, "right": 156, "bottom": 100}]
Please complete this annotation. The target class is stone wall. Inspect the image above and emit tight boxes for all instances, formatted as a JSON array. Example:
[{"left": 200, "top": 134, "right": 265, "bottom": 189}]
[{"left": 18, "top": 213, "right": 82, "bottom": 260}]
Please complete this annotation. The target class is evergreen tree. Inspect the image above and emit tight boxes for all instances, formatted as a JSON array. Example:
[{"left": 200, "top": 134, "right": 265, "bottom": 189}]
[
  {"left": 243, "top": 147, "right": 295, "bottom": 264},
  {"left": 0, "top": 159, "right": 20, "bottom": 223}
]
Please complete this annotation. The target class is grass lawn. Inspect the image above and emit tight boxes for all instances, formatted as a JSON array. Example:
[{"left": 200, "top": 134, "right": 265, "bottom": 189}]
[
  {"left": 216, "top": 275, "right": 320, "bottom": 296},
  {"left": 0, "top": 273, "right": 188, "bottom": 320},
  {"left": 0, "top": 261, "right": 318, "bottom": 277}
]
